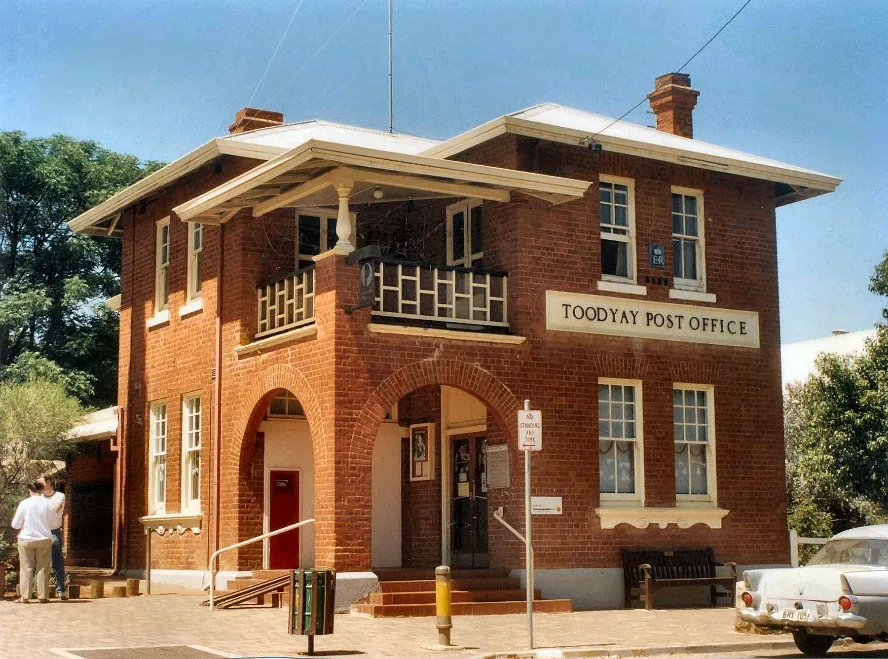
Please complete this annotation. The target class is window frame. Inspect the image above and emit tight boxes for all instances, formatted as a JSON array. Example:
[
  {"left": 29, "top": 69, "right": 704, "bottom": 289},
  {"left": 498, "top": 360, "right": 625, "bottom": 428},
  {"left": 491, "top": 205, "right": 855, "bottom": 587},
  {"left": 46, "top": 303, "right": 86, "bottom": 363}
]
[
  {"left": 155, "top": 217, "right": 171, "bottom": 314},
  {"left": 295, "top": 207, "right": 357, "bottom": 268},
  {"left": 445, "top": 199, "right": 484, "bottom": 268},
  {"left": 671, "top": 186, "right": 706, "bottom": 293},
  {"left": 267, "top": 391, "right": 306, "bottom": 419},
  {"left": 181, "top": 394, "right": 202, "bottom": 513},
  {"left": 186, "top": 222, "right": 203, "bottom": 303},
  {"left": 598, "top": 175, "right": 637, "bottom": 284},
  {"left": 597, "top": 378, "right": 644, "bottom": 504},
  {"left": 673, "top": 383, "right": 717, "bottom": 504},
  {"left": 148, "top": 401, "right": 168, "bottom": 515}
]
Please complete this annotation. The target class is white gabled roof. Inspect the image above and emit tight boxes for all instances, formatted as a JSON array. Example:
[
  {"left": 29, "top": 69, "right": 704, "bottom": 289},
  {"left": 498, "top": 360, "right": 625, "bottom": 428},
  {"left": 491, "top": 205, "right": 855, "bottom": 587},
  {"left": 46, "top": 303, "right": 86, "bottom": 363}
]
[
  {"left": 423, "top": 103, "right": 841, "bottom": 203},
  {"left": 69, "top": 406, "right": 118, "bottom": 442},
  {"left": 224, "top": 119, "right": 440, "bottom": 156}
]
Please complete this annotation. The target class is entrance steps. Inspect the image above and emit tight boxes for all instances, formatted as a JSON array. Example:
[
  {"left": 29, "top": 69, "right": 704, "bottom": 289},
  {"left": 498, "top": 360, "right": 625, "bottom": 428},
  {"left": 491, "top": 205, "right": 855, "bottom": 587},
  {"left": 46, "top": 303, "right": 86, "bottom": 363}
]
[{"left": 353, "top": 568, "right": 573, "bottom": 617}]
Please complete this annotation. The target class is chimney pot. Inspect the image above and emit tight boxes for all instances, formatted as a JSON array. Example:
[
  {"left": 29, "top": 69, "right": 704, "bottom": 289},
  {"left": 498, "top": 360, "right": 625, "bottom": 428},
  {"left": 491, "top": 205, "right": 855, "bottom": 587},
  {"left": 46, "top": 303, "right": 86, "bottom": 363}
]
[
  {"left": 228, "top": 107, "right": 285, "bottom": 134},
  {"left": 647, "top": 73, "right": 700, "bottom": 139}
]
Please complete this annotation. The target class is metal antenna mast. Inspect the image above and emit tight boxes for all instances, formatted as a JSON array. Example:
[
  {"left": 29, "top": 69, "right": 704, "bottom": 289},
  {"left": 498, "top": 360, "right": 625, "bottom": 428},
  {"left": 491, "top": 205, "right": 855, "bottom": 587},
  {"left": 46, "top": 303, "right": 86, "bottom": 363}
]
[{"left": 388, "top": 0, "right": 393, "bottom": 133}]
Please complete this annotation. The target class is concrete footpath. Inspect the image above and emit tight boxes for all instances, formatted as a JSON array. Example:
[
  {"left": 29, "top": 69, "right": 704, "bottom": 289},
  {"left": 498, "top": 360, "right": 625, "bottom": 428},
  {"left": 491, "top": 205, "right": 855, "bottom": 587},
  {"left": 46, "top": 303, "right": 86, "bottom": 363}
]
[{"left": 1, "top": 584, "right": 886, "bottom": 658}]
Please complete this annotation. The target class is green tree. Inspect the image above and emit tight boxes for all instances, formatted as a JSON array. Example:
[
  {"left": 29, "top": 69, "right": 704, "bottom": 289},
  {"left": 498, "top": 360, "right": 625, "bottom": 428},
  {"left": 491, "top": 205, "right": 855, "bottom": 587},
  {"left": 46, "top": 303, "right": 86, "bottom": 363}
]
[
  {"left": 786, "top": 250, "right": 888, "bottom": 542},
  {"left": 0, "top": 131, "right": 163, "bottom": 407}
]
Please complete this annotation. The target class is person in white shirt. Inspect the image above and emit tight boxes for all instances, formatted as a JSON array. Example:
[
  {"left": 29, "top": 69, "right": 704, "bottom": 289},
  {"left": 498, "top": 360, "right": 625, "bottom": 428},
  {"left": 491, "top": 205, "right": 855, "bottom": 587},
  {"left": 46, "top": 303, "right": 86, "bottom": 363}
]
[
  {"left": 39, "top": 475, "right": 67, "bottom": 600},
  {"left": 10, "top": 481, "right": 55, "bottom": 603}
]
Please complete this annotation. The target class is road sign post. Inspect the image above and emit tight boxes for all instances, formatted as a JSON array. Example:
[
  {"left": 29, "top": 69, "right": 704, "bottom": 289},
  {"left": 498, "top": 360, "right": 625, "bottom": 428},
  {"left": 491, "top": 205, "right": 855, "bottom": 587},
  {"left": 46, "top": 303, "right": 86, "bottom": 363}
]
[{"left": 517, "top": 400, "right": 541, "bottom": 651}]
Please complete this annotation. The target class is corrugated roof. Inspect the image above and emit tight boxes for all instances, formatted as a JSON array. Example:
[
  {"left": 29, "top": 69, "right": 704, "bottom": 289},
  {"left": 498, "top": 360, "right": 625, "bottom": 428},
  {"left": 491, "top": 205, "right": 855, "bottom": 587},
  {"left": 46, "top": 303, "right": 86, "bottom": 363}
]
[
  {"left": 423, "top": 102, "right": 841, "bottom": 199},
  {"left": 224, "top": 119, "right": 439, "bottom": 155},
  {"left": 69, "top": 406, "right": 118, "bottom": 442},
  {"left": 781, "top": 328, "right": 877, "bottom": 387}
]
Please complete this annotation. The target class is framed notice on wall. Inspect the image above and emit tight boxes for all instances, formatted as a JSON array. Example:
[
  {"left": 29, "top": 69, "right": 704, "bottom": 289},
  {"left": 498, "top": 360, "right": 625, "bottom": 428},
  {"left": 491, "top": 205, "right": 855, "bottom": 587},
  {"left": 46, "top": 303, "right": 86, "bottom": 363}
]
[{"left": 409, "top": 422, "right": 435, "bottom": 482}]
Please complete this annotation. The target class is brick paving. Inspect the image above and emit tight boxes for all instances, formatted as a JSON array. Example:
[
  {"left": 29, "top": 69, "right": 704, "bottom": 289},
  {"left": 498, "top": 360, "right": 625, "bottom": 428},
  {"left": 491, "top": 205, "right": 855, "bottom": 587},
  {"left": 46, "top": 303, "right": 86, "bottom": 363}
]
[{"left": 0, "top": 585, "right": 884, "bottom": 658}]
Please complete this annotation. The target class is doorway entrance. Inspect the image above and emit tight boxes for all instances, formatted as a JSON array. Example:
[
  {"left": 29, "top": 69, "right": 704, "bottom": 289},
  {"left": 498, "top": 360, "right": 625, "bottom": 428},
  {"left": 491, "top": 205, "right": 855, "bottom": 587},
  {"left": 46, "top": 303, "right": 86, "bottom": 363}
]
[
  {"left": 269, "top": 470, "right": 300, "bottom": 569},
  {"left": 450, "top": 433, "right": 488, "bottom": 568}
]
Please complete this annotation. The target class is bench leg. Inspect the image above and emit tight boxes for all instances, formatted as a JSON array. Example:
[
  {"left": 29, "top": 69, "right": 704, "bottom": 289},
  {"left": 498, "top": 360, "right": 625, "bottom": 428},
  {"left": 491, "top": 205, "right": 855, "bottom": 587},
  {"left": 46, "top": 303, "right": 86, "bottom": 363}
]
[{"left": 644, "top": 574, "right": 653, "bottom": 611}]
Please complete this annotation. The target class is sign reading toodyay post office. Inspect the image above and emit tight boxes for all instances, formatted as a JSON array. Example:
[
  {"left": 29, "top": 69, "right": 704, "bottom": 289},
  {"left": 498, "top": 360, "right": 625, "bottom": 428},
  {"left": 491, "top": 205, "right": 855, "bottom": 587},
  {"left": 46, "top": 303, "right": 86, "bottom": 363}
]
[{"left": 546, "top": 291, "right": 760, "bottom": 349}]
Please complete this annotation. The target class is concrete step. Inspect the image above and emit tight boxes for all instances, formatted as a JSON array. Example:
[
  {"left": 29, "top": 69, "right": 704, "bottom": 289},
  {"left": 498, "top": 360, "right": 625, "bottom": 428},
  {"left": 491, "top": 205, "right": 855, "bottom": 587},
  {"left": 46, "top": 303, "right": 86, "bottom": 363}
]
[
  {"left": 378, "top": 577, "right": 521, "bottom": 593},
  {"left": 370, "top": 589, "right": 540, "bottom": 605},
  {"left": 353, "top": 598, "right": 573, "bottom": 618},
  {"left": 249, "top": 570, "right": 290, "bottom": 581},
  {"left": 373, "top": 568, "right": 512, "bottom": 582}
]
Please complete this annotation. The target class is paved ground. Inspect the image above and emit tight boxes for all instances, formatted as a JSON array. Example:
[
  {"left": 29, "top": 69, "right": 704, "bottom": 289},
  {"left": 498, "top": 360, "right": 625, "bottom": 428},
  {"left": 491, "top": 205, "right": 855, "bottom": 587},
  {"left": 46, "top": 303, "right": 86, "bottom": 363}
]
[{"left": 1, "top": 583, "right": 885, "bottom": 658}]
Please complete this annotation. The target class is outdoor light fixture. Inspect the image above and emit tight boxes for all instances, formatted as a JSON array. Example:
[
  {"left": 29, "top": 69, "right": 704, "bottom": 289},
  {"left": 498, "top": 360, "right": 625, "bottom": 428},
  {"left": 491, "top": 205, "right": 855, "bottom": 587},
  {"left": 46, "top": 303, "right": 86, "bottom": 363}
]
[{"left": 373, "top": 186, "right": 384, "bottom": 199}]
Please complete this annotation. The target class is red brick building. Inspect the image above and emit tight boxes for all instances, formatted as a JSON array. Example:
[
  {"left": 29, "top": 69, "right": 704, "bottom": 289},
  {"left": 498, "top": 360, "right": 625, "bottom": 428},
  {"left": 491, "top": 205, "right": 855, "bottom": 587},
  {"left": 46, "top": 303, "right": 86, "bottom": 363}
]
[{"left": 69, "top": 74, "right": 839, "bottom": 608}]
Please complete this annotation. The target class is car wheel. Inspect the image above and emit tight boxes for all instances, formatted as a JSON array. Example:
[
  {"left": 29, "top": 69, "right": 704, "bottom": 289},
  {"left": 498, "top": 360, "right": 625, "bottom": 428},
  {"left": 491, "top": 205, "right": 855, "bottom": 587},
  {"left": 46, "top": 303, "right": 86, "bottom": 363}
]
[{"left": 792, "top": 631, "right": 835, "bottom": 655}]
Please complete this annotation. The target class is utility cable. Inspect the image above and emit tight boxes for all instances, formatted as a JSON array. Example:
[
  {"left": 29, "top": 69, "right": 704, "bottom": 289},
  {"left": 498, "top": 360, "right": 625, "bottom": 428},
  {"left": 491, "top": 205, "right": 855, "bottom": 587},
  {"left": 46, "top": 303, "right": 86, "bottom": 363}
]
[
  {"left": 585, "top": 0, "right": 753, "bottom": 144},
  {"left": 267, "top": 0, "right": 371, "bottom": 106}
]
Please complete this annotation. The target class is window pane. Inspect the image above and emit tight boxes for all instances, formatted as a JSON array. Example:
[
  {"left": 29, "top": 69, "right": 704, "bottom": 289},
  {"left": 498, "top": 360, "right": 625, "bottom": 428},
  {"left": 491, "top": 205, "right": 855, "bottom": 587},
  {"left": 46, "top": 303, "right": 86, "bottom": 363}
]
[
  {"left": 599, "top": 419, "right": 610, "bottom": 437},
  {"left": 602, "top": 239, "right": 629, "bottom": 278},
  {"left": 599, "top": 440, "right": 615, "bottom": 493},
  {"left": 470, "top": 206, "right": 483, "bottom": 255},
  {"left": 683, "top": 241, "right": 697, "bottom": 279},
  {"left": 599, "top": 184, "right": 612, "bottom": 203},
  {"left": 452, "top": 211, "right": 465, "bottom": 261},
  {"left": 599, "top": 202, "right": 612, "bottom": 226},
  {"left": 685, "top": 215, "right": 698, "bottom": 237},
  {"left": 624, "top": 421, "right": 635, "bottom": 439},
  {"left": 194, "top": 252, "right": 202, "bottom": 295},
  {"left": 672, "top": 213, "right": 683, "bottom": 235},
  {"left": 298, "top": 215, "right": 322, "bottom": 256},
  {"left": 675, "top": 445, "right": 690, "bottom": 495},
  {"left": 610, "top": 421, "right": 623, "bottom": 438},
  {"left": 673, "top": 238, "right": 683, "bottom": 278},
  {"left": 598, "top": 384, "right": 609, "bottom": 402},
  {"left": 672, "top": 194, "right": 683, "bottom": 213},
  {"left": 690, "top": 445, "right": 708, "bottom": 494},
  {"left": 623, "top": 386, "right": 634, "bottom": 403},
  {"left": 697, "top": 391, "right": 707, "bottom": 407},
  {"left": 685, "top": 196, "right": 697, "bottom": 216},
  {"left": 615, "top": 441, "right": 635, "bottom": 493},
  {"left": 612, "top": 386, "right": 623, "bottom": 403},
  {"left": 613, "top": 185, "right": 628, "bottom": 205}
]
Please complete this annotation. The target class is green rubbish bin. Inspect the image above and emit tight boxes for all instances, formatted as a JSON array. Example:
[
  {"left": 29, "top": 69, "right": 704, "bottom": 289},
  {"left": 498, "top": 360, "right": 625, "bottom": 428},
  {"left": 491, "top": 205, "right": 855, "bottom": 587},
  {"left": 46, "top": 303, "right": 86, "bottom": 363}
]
[{"left": 288, "top": 568, "right": 336, "bottom": 654}]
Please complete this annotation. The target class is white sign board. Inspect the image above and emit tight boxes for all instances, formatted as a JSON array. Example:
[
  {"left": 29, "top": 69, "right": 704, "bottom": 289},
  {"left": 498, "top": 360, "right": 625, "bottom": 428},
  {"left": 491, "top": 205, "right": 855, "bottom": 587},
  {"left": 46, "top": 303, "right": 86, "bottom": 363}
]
[
  {"left": 485, "top": 444, "right": 511, "bottom": 489},
  {"left": 546, "top": 291, "right": 760, "bottom": 349},
  {"left": 517, "top": 410, "right": 542, "bottom": 451},
  {"left": 531, "top": 496, "right": 562, "bottom": 515}
]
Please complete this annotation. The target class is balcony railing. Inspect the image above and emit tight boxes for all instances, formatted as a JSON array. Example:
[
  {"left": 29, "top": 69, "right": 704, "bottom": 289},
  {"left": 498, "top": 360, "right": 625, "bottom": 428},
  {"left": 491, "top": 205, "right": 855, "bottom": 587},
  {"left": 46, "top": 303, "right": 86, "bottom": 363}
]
[
  {"left": 373, "top": 259, "right": 508, "bottom": 330},
  {"left": 256, "top": 266, "right": 315, "bottom": 338}
]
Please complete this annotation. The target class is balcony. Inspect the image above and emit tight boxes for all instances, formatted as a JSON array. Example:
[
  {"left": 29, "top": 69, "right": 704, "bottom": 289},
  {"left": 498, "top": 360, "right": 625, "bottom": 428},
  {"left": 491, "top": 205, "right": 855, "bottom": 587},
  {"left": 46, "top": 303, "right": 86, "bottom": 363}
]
[
  {"left": 373, "top": 259, "right": 508, "bottom": 332},
  {"left": 256, "top": 266, "right": 315, "bottom": 339}
]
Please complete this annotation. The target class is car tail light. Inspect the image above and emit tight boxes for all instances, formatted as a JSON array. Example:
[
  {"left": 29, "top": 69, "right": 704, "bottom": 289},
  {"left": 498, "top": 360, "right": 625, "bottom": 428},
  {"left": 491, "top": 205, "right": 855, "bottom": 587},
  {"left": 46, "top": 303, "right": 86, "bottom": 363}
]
[
  {"left": 741, "top": 591, "right": 754, "bottom": 607},
  {"left": 838, "top": 596, "right": 853, "bottom": 611}
]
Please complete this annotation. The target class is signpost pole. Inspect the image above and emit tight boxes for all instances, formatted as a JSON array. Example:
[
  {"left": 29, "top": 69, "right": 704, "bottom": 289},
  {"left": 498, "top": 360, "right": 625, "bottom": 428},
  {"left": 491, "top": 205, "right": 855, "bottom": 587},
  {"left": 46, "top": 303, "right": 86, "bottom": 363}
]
[{"left": 523, "top": 399, "right": 534, "bottom": 651}]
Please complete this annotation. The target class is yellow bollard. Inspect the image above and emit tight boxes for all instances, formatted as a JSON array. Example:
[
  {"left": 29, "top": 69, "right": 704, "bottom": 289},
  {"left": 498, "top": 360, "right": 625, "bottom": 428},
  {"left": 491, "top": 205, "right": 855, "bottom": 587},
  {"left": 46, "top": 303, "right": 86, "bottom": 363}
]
[{"left": 435, "top": 565, "right": 452, "bottom": 647}]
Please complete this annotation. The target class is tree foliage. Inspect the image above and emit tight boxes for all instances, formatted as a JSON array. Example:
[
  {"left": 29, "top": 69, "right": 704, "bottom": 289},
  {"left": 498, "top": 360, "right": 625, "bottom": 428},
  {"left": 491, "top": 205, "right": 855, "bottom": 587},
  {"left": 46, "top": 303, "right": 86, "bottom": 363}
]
[
  {"left": 0, "top": 131, "right": 163, "bottom": 407},
  {"left": 786, "top": 250, "right": 888, "bottom": 540}
]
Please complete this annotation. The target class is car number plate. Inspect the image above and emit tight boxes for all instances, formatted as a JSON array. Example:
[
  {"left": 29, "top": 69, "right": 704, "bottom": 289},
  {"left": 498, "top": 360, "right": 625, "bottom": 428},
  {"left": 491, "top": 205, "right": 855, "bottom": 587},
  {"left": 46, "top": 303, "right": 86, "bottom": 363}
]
[{"left": 780, "top": 608, "right": 810, "bottom": 622}]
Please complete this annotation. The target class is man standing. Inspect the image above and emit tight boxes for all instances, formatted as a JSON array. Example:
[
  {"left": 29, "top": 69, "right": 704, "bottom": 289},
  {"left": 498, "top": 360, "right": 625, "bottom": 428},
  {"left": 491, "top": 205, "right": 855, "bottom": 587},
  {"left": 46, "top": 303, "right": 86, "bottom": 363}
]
[
  {"left": 40, "top": 475, "right": 67, "bottom": 600},
  {"left": 11, "top": 481, "right": 55, "bottom": 603}
]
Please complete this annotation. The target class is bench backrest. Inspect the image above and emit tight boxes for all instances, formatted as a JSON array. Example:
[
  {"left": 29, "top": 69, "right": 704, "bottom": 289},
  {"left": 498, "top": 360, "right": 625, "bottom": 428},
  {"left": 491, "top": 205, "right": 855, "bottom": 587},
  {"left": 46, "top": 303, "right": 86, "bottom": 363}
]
[{"left": 622, "top": 548, "right": 717, "bottom": 585}]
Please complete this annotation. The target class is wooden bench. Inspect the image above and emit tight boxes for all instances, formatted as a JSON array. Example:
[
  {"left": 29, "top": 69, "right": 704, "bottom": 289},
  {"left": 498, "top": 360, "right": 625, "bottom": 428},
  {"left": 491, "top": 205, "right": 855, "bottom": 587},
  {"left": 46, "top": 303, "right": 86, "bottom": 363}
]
[{"left": 622, "top": 548, "right": 736, "bottom": 610}]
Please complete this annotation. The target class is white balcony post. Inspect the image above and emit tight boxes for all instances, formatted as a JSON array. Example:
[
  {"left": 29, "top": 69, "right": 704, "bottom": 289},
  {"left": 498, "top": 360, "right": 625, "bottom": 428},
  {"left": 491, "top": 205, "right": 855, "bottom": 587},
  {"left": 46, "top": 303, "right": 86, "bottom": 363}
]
[{"left": 334, "top": 180, "right": 355, "bottom": 253}]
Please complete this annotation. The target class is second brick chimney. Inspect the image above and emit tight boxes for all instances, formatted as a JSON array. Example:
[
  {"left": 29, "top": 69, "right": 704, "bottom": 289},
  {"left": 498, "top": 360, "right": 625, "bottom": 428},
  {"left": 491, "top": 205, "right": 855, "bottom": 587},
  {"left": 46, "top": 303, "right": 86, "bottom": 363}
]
[
  {"left": 228, "top": 107, "right": 285, "bottom": 134},
  {"left": 646, "top": 73, "right": 700, "bottom": 139}
]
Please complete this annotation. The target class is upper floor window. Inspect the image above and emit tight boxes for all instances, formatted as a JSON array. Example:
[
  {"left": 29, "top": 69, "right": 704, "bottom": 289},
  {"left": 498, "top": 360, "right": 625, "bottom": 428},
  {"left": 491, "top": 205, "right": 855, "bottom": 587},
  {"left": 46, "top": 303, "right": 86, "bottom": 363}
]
[
  {"left": 149, "top": 401, "right": 168, "bottom": 514},
  {"left": 599, "top": 177, "right": 636, "bottom": 282},
  {"left": 182, "top": 395, "right": 202, "bottom": 511},
  {"left": 674, "top": 385, "right": 715, "bottom": 501},
  {"left": 598, "top": 379, "right": 643, "bottom": 501},
  {"left": 155, "top": 218, "right": 170, "bottom": 313},
  {"left": 671, "top": 188, "right": 705, "bottom": 291},
  {"left": 295, "top": 208, "right": 356, "bottom": 270},
  {"left": 187, "top": 223, "right": 203, "bottom": 302},
  {"left": 446, "top": 200, "right": 483, "bottom": 269}
]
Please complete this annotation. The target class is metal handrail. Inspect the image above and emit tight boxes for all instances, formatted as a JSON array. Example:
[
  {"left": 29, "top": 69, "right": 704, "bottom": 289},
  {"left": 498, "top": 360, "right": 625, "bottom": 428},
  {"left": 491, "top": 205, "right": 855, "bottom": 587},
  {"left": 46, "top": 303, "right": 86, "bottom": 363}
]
[{"left": 208, "top": 517, "right": 315, "bottom": 609}]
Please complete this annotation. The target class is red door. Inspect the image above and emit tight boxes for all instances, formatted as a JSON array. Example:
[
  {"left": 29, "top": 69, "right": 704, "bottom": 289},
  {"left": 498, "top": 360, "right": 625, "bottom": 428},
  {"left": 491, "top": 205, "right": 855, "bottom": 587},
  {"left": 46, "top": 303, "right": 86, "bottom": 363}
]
[{"left": 269, "top": 470, "right": 300, "bottom": 569}]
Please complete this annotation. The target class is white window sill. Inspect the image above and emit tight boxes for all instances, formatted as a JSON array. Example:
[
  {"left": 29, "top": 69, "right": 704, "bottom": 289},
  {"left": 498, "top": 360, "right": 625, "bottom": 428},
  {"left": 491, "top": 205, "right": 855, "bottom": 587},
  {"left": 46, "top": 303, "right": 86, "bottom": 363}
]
[
  {"left": 597, "top": 280, "right": 647, "bottom": 296},
  {"left": 146, "top": 309, "right": 170, "bottom": 329},
  {"left": 670, "top": 288, "right": 717, "bottom": 304},
  {"left": 179, "top": 298, "right": 203, "bottom": 318},
  {"left": 367, "top": 323, "right": 526, "bottom": 344},
  {"left": 236, "top": 324, "right": 318, "bottom": 356},
  {"left": 596, "top": 506, "right": 728, "bottom": 530},
  {"left": 139, "top": 512, "right": 202, "bottom": 535}
]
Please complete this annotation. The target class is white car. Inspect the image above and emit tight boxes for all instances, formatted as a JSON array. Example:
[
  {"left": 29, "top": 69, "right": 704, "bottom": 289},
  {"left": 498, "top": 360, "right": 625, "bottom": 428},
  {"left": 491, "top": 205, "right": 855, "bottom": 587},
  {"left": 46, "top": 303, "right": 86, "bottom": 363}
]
[{"left": 739, "top": 525, "right": 888, "bottom": 655}]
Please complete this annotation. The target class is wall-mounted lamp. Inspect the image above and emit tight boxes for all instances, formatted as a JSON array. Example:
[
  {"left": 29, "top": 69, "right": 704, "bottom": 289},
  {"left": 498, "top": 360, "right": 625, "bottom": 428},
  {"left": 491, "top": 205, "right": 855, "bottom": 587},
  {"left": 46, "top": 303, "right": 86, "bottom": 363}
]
[{"left": 373, "top": 186, "right": 384, "bottom": 200}]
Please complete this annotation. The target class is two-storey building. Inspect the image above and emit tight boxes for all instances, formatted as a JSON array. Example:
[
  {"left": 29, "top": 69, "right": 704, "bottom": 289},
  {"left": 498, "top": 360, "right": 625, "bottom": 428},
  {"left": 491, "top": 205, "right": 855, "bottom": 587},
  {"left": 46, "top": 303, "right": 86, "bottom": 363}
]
[{"left": 69, "top": 74, "right": 840, "bottom": 609}]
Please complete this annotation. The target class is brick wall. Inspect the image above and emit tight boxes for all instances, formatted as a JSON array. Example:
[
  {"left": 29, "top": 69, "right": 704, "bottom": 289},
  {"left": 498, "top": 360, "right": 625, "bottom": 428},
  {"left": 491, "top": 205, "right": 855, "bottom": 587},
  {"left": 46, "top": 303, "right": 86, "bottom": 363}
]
[{"left": 115, "top": 131, "right": 788, "bottom": 575}]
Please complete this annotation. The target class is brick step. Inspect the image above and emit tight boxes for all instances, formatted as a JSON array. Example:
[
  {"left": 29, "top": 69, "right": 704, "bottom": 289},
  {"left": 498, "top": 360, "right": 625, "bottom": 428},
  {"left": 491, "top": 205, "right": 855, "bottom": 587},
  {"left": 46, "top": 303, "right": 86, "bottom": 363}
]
[
  {"left": 371, "top": 589, "right": 540, "bottom": 605},
  {"left": 378, "top": 577, "right": 520, "bottom": 593},
  {"left": 230, "top": 579, "right": 289, "bottom": 592},
  {"left": 374, "top": 568, "right": 512, "bottom": 582},
  {"left": 249, "top": 570, "right": 290, "bottom": 580},
  {"left": 353, "top": 598, "right": 573, "bottom": 618}
]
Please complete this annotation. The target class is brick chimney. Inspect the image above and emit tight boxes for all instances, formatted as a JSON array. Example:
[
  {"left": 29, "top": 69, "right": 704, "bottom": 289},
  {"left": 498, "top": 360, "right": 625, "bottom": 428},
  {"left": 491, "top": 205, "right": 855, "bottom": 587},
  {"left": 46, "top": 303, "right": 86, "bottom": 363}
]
[
  {"left": 228, "top": 107, "right": 285, "bottom": 134},
  {"left": 646, "top": 73, "right": 700, "bottom": 139}
]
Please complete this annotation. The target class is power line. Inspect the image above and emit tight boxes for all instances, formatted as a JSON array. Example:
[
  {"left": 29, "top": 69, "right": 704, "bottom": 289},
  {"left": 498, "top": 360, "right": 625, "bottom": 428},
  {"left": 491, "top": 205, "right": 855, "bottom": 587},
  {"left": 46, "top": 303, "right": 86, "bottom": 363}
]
[
  {"left": 267, "top": 0, "right": 371, "bottom": 106},
  {"left": 585, "top": 0, "right": 753, "bottom": 144},
  {"left": 246, "top": 0, "right": 306, "bottom": 110}
]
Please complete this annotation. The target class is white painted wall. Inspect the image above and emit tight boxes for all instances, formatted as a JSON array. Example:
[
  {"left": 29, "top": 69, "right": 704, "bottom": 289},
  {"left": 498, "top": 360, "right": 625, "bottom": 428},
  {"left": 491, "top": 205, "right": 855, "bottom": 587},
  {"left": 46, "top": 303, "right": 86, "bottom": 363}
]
[
  {"left": 372, "top": 422, "right": 405, "bottom": 567},
  {"left": 260, "top": 418, "right": 315, "bottom": 568}
]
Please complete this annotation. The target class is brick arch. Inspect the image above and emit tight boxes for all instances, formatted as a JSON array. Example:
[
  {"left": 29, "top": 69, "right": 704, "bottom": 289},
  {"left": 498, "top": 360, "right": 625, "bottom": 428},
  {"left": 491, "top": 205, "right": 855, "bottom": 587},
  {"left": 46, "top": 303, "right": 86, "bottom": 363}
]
[
  {"left": 231, "top": 362, "right": 327, "bottom": 469},
  {"left": 348, "top": 358, "right": 520, "bottom": 464}
]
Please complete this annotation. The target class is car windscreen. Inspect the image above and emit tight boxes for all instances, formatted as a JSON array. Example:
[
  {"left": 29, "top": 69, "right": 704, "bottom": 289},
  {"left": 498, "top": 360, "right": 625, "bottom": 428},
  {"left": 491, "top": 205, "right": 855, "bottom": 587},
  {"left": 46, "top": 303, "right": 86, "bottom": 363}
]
[{"left": 808, "top": 538, "right": 888, "bottom": 566}]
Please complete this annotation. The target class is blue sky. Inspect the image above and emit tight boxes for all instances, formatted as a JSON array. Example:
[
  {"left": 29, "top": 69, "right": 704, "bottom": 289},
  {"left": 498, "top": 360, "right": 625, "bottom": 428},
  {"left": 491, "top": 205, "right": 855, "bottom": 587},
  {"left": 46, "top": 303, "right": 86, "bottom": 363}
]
[{"left": 1, "top": 0, "right": 885, "bottom": 342}]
